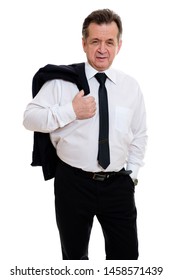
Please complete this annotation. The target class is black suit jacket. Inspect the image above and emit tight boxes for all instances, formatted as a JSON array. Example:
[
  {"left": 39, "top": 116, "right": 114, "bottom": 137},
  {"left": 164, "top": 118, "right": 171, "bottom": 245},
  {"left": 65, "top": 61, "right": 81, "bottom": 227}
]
[{"left": 31, "top": 63, "right": 90, "bottom": 180}]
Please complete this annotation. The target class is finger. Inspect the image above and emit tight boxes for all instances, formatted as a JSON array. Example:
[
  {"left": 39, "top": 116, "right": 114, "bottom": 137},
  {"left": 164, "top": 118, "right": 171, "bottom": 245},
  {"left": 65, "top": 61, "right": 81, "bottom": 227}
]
[{"left": 78, "top": 90, "right": 84, "bottom": 97}]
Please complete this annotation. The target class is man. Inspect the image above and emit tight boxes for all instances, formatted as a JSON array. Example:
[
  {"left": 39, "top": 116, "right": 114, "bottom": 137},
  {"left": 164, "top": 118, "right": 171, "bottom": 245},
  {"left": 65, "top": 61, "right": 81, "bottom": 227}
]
[{"left": 23, "top": 9, "right": 147, "bottom": 260}]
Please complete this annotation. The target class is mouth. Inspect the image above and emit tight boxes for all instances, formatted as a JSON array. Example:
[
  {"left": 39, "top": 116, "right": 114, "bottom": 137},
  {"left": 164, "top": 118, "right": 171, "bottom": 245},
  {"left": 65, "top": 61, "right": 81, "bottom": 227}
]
[{"left": 96, "top": 56, "right": 107, "bottom": 61}]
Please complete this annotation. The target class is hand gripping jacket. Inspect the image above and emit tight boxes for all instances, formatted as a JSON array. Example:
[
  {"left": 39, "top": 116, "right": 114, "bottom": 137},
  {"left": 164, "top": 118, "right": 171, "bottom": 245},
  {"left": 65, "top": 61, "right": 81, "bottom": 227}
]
[{"left": 31, "top": 63, "right": 90, "bottom": 180}]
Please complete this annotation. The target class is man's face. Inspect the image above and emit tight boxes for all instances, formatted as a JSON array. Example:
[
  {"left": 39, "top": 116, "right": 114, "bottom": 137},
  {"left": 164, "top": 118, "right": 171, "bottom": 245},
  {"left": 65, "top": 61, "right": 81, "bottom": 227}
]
[{"left": 82, "top": 22, "right": 122, "bottom": 71}]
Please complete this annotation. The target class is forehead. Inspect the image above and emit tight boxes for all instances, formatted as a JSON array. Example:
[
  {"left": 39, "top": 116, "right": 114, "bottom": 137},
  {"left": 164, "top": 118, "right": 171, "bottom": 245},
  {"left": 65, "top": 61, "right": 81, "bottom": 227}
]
[{"left": 87, "top": 22, "right": 119, "bottom": 40}]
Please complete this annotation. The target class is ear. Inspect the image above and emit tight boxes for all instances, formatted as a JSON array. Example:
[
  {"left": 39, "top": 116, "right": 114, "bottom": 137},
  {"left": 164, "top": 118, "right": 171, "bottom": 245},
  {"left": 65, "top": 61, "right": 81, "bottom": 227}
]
[
  {"left": 116, "top": 39, "right": 122, "bottom": 54},
  {"left": 82, "top": 38, "right": 87, "bottom": 53}
]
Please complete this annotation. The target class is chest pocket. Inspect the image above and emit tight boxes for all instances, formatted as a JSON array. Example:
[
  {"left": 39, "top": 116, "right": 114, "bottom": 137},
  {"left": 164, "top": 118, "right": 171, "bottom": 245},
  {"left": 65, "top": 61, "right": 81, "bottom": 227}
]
[{"left": 115, "top": 106, "right": 133, "bottom": 134}]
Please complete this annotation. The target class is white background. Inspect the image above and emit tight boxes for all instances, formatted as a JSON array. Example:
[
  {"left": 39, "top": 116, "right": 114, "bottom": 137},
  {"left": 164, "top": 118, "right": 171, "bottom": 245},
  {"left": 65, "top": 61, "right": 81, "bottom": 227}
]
[{"left": 1, "top": 0, "right": 173, "bottom": 279}]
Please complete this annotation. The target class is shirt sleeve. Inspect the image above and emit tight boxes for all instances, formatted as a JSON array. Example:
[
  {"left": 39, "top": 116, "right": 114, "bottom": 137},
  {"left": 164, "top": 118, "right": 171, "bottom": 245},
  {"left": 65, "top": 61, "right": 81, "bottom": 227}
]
[
  {"left": 126, "top": 85, "right": 148, "bottom": 179},
  {"left": 23, "top": 79, "right": 76, "bottom": 132}
]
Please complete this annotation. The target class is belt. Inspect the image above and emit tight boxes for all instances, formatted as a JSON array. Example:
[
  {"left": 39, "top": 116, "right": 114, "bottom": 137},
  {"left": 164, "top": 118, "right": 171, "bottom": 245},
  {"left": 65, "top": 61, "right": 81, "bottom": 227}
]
[
  {"left": 80, "top": 169, "right": 132, "bottom": 181},
  {"left": 59, "top": 159, "right": 132, "bottom": 181}
]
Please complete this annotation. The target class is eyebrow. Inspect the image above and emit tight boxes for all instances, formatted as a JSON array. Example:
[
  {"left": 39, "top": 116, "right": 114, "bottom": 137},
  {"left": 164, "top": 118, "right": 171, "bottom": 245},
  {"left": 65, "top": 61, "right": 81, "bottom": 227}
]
[{"left": 90, "top": 38, "right": 115, "bottom": 42}]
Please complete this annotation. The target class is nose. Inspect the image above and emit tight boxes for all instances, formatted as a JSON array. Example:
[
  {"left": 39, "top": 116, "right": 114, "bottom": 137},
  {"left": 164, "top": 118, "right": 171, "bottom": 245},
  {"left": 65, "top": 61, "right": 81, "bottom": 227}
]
[{"left": 98, "top": 42, "right": 107, "bottom": 53}]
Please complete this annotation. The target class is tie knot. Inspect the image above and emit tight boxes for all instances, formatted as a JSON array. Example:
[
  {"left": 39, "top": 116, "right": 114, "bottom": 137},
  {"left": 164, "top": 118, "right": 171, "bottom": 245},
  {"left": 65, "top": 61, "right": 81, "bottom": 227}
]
[{"left": 95, "top": 73, "right": 107, "bottom": 85}]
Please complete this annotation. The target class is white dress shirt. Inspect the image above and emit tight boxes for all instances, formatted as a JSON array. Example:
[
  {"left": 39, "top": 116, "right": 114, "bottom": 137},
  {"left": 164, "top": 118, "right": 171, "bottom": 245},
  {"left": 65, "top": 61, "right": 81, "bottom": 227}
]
[{"left": 23, "top": 62, "right": 147, "bottom": 178}]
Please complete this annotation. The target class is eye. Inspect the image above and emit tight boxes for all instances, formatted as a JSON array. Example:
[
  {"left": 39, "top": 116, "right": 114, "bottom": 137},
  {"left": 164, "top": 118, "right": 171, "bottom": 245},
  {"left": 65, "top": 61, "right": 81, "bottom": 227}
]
[
  {"left": 91, "top": 39, "right": 99, "bottom": 45},
  {"left": 107, "top": 40, "right": 115, "bottom": 46}
]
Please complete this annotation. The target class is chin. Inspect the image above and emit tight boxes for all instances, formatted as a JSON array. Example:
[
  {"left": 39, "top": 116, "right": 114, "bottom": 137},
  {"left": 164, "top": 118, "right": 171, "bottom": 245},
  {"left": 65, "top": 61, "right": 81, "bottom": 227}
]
[
  {"left": 96, "top": 65, "right": 109, "bottom": 71},
  {"left": 95, "top": 61, "right": 110, "bottom": 71}
]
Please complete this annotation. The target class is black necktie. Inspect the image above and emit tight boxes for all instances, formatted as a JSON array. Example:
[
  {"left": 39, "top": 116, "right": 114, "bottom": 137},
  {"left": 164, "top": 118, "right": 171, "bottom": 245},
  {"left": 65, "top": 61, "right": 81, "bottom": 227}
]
[{"left": 95, "top": 73, "right": 110, "bottom": 169}]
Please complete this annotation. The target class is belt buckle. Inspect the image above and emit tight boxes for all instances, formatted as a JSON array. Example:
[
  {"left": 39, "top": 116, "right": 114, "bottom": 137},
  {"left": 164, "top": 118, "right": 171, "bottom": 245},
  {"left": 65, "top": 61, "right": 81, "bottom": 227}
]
[{"left": 93, "top": 173, "right": 107, "bottom": 181}]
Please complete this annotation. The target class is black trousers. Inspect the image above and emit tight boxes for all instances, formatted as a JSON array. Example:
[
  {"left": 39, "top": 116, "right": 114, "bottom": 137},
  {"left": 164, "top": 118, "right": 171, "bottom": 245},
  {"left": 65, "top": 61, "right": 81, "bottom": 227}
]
[{"left": 54, "top": 160, "right": 138, "bottom": 260}]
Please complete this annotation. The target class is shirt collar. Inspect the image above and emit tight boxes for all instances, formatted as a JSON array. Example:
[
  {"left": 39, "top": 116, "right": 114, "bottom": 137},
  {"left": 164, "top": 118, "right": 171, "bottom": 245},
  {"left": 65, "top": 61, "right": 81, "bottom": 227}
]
[{"left": 85, "top": 62, "right": 117, "bottom": 84}]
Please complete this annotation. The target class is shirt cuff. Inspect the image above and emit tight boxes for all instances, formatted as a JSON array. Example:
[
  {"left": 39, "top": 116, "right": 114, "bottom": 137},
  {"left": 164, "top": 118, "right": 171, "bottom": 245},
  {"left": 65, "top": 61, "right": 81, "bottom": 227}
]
[
  {"left": 126, "top": 163, "right": 140, "bottom": 179},
  {"left": 52, "top": 102, "right": 76, "bottom": 127}
]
